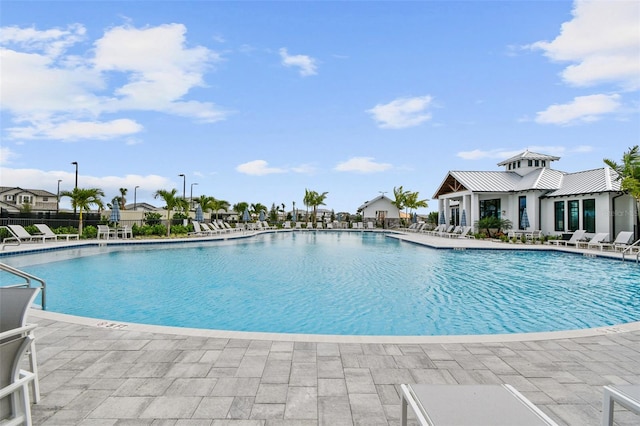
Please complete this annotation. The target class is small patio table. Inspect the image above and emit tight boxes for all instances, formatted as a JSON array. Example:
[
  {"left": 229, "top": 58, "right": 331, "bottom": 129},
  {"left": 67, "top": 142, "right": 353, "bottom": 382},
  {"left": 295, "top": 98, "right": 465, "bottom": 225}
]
[
  {"left": 602, "top": 385, "right": 640, "bottom": 426},
  {"left": 400, "top": 384, "right": 558, "bottom": 426}
]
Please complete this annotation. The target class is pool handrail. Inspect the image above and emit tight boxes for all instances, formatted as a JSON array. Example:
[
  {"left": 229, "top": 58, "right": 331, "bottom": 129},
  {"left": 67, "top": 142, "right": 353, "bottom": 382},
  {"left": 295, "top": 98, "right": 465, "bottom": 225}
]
[
  {"left": 0, "top": 263, "right": 46, "bottom": 310},
  {"left": 621, "top": 238, "right": 640, "bottom": 263}
]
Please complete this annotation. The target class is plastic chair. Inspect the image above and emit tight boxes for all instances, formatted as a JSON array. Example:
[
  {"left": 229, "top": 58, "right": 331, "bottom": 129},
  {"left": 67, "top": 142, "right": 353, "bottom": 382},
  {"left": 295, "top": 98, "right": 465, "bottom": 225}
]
[
  {"left": 0, "top": 335, "right": 36, "bottom": 425},
  {"left": 0, "top": 287, "right": 40, "bottom": 403}
]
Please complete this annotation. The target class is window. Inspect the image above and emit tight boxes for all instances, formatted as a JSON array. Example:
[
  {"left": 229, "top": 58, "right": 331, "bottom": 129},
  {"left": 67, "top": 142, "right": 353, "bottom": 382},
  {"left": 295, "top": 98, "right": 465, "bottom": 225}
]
[
  {"left": 517, "top": 161, "right": 521, "bottom": 168},
  {"left": 528, "top": 160, "right": 532, "bottom": 167},
  {"left": 479, "top": 199, "right": 501, "bottom": 219},
  {"left": 19, "top": 195, "right": 32, "bottom": 204},
  {"left": 568, "top": 200, "right": 579, "bottom": 231},
  {"left": 534, "top": 160, "right": 539, "bottom": 167},
  {"left": 518, "top": 196, "right": 527, "bottom": 230},
  {"left": 554, "top": 201, "right": 564, "bottom": 231},
  {"left": 508, "top": 163, "right": 511, "bottom": 170},
  {"left": 582, "top": 199, "right": 595, "bottom": 233},
  {"left": 5, "top": 195, "right": 14, "bottom": 201},
  {"left": 542, "top": 160, "right": 546, "bottom": 167},
  {"left": 42, "top": 197, "right": 49, "bottom": 201}
]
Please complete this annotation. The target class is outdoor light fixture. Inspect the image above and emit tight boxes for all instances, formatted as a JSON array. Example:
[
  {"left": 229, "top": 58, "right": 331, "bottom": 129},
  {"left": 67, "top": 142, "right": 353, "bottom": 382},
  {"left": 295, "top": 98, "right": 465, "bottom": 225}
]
[
  {"left": 134, "top": 185, "right": 140, "bottom": 211},
  {"left": 179, "top": 174, "right": 186, "bottom": 200}
]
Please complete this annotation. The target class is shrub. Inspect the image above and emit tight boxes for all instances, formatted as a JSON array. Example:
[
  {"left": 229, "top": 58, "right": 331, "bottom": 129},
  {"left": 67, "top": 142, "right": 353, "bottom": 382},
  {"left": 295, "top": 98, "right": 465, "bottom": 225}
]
[
  {"left": 474, "top": 216, "right": 512, "bottom": 238},
  {"left": 170, "top": 224, "right": 189, "bottom": 235},
  {"left": 54, "top": 226, "right": 78, "bottom": 235},
  {"left": 83, "top": 225, "right": 97, "bottom": 239},
  {"left": 144, "top": 212, "right": 162, "bottom": 226},
  {"left": 24, "top": 225, "right": 39, "bottom": 235}
]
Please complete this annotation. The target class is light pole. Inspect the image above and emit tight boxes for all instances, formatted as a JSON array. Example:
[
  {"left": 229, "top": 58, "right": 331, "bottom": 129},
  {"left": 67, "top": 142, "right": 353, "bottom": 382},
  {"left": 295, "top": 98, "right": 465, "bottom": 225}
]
[
  {"left": 178, "top": 174, "right": 186, "bottom": 200},
  {"left": 190, "top": 183, "right": 198, "bottom": 209},
  {"left": 134, "top": 186, "right": 140, "bottom": 211},
  {"left": 57, "top": 179, "right": 62, "bottom": 213},
  {"left": 71, "top": 161, "right": 78, "bottom": 214}
]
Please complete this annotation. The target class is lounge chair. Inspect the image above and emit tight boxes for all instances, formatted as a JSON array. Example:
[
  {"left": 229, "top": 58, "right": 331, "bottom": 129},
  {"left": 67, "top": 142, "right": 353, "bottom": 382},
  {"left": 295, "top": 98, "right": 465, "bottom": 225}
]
[
  {"left": 400, "top": 384, "right": 558, "bottom": 426},
  {"left": 595, "top": 231, "right": 634, "bottom": 251},
  {"left": 0, "top": 334, "right": 36, "bottom": 425},
  {"left": 578, "top": 232, "right": 609, "bottom": 249},
  {"left": 97, "top": 225, "right": 116, "bottom": 240},
  {"left": 316, "top": 222, "right": 323, "bottom": 229},
  {"left": 294, "top": 222, "right": 302, "bottom": 230},
  {"left": 367, "top": 222, "right": 374, "bottom": 230},
  {"left": 442, "top": 225, "right": 462, "bottom": 238},
  {"left": 5, "top": 225, "right": 57, "bottom": 244},
  {"left": 326, "top": 222, "right": 333, "bottom": 229},
  {"left": 306, "top": 222, "right": 313, "bottom": 229},
  {"left": 283, "top": 221, "right": 291, "bottom": 229},
  {"left": 548, "top": 229, "right": 587, "bottom": 246},
  {"left": 602, "top": 384, "right": 640, "bottom": 426},
  {"left": 423, "top": 224, "right": 444, "bottom": 236},
  {"left": 208, "top": 222, "right": 229, "bottom": 234},
  {"left": 0, "top": 287, "right": 41, "bottom": 403},
  {"left": 34, "top": 224, "right": 79, "bottom": 241},
  {"left": 189, "top": 222, "right": 212, "bottom": 236}
]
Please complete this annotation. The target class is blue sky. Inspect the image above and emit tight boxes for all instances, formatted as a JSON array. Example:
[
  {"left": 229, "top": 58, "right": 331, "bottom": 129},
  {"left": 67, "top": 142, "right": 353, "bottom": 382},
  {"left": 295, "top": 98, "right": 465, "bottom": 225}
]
[{"left": 1, "top": 0, "right": 639, "bottom": 213}]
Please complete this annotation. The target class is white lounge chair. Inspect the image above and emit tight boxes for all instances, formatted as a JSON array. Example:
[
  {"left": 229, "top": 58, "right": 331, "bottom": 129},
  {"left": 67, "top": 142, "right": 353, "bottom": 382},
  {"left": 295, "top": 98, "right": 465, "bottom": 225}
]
[
  {"left": 0, "top": 287, "right": 41, "bottom": 403},
  {"left": 5, "top": 225, "right": 57, "bottom": 244},
  {"left": 34, "top": 224, "right": 79, "bottom": 241},
  {"left": 401, "top": 384, "right": 558, "bottom": 426},
  {"left": 283, "top": 221, "right": 291, "bottom": 229},
  {"left": 316, "top": 222, "right": 323, "bottom": 229},
  {"left": 0, "top": 334, "right": 36, "bottom": 425},
  {"left": 548, "top": 229, "right": 587, "bottom": 246},
  {"left": 595, "top": 231, "right": 634, "bottom": 251},
  {"left": 578, "top": 232, "right": 609, "bottom": 249},
  {"left": 294, "top": 222, "right": 302, "bottom": 230},
  {"left": 366, "top": 222, "right": 374, "bottom": 230},
  {"left": 602, "top": 384, "right": 640, "bottom": 426},
  {"left": 306, "top": 222, "right": 313, "bottom": 229}
]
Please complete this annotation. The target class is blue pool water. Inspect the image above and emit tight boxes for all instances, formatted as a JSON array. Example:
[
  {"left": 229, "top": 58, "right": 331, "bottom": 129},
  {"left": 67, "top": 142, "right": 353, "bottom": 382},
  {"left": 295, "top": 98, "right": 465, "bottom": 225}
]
[{"left": 3, "top": 232, "right": 639, "bottom": 335}]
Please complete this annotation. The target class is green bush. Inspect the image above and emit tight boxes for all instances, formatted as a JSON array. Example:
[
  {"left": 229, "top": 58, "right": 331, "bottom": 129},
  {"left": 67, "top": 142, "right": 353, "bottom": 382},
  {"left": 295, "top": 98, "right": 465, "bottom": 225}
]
[
  {"left": 144, "top": 212, "right": 162, "bottom": 226},
  {"left": 474, "top": 216, "right": 513, "bottom": 238},
  {"left": 54, "top": 226, "right": 78, "bottom": 235},
  {"left": 170, "top": 224, "right": 189, "bottom": 235},
  {"left": 83, "top": 225, "right": 97, "bottom": 239},
  {"left": 23, "top": 225, "right": 39, "bottom": 235}
]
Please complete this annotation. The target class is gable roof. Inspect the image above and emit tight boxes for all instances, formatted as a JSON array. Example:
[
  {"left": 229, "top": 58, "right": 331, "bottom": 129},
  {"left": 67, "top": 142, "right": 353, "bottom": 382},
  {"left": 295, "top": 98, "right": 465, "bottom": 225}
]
[
  {"left": 357, "top": 194, "right": 395, "bottom": 210},
  {"left": 434, "top": 167, "right": 619, "bottom": 199},
  {"left": 0, "top": 186, "right": 56, "bottom": 197}
]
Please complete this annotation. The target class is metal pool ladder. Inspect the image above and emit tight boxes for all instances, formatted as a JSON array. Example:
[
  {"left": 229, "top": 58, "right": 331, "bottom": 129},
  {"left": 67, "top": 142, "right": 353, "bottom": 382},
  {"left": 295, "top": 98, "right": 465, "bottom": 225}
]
[
  {"left": 621, "top": 239, "right": 640, "bottom": 263},
  {"left": 0, "top": 263, "right": 47, "bottom": 310}
]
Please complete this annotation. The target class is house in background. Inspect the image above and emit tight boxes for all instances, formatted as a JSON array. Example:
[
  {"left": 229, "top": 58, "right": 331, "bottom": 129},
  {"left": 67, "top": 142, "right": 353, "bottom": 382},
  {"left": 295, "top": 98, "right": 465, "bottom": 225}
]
[
  {"left": 0, "top": 187, "right": 58, "bottom": 213},
  {"left": 432, "top": 150, "right": 637, "bottom": 239},
  {"left": 358, "top": 194, "right": 401, "bottom": 227}
]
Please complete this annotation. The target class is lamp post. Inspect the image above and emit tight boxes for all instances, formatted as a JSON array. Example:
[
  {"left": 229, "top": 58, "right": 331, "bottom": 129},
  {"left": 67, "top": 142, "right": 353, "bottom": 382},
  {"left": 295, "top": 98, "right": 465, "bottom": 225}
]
[
  {"left": 190, "top": 183, "right": 198, "bottom": 209},
  {"left": 134, "top": 185, "right": 140, "bottom": 211},
  {"left": 71, "top": 161, "right": 78, "bottom": 214},
  {"left": 57, "top": 179, "right": 62, "bottom": 213},
  {"left": 178, "top": 174, "right": 186, "bottom": 200}
]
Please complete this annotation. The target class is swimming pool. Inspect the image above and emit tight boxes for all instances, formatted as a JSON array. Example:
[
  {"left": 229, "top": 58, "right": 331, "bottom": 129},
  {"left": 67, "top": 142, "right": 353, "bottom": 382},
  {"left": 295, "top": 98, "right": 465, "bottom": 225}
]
[{"left": 3, "top": 232, "right": 639, "bottom": 336}]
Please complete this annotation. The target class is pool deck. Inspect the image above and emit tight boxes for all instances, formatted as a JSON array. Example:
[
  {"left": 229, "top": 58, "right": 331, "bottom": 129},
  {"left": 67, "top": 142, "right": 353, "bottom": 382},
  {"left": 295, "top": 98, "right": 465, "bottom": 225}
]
[{"left": 4, "top": 230, "right": 640, "bottom": 425}]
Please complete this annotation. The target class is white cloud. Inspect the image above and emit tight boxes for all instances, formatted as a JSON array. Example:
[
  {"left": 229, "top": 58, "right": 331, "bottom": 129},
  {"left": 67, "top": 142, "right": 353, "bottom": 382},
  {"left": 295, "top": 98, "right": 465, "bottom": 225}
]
[
  {"left": 367, "top": 96, "right": 433, "bottom": 129},
  {"left": 291, "top": 164, "right": 317, "bottom": 174},
  {"left": 0, "top": 147, "right": 18, "bottom": 165},
  {"left": 457, "top": 145, "right": 594, "bottom": 160},
  {"left": 334, "top": 157, "right": 392, "bottom": 173},
  {"left": 0, "top": 23, "right": 228, "bottom": 142},
  {"left": 535, "top": 94, "right": 621, "bottom": 125},
  {"left": 6, "top": 118, "right": 143, "bottom": 141},
  {"left": 279, "top": 47, "right": 317, "bottom": 76},
  {"left": 236, "top": 160, "right": 287, "bottom": 176},
  {"left": 529, "top": 0, "right": 639, "bottom": 90}
]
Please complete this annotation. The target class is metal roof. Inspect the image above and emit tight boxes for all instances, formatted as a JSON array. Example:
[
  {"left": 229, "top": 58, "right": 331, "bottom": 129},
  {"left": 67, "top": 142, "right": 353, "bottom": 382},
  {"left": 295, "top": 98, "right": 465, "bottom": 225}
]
[
  {"left": 497, "top": 150, "right": 561, "bottom": 166},
  {"left": 543, "top": 168, "right": 621, "bottom": 197},
  {"left": 433, "top": 167, "right": 620, "bottom": 199}
]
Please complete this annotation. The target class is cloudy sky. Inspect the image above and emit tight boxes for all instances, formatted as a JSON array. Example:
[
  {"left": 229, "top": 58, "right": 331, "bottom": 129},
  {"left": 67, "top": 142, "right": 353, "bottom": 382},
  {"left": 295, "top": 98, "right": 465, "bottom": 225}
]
[{"left": 1, "top": 0, "right": 638, "bottom": 213}]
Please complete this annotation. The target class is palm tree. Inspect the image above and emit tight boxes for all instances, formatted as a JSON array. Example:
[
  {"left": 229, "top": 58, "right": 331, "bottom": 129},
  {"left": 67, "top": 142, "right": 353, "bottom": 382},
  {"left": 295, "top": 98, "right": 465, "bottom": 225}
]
[
  {"left": 153, "top": 188, "right": 180, "bottom": 236},
  {"left": 251, "top": 203, "right": 268, "bottom": 219},
  {"left": 303, "top": 189, "right": 313, "bottom": 222},
  {"left": 59, "top": 187, "right": 105, "bottom": 235},
  {"left": 405, "top": 191, "right": 429, "bottom": 219},
  {"left": 233, "top": 202, "right": 249, "bottom": 218},
  {"left": 210, "top": 198, "right": 230, "bottom": 221},
  {"left": 605, "top": 146, "right": 640, "bottom": 223},
  {"left": 391, "top": 186, "right": 409, "bottom": 225},
  {"left": 305, "top": 189, "right": 328, "bottom": 225},
  {"left": 119, "top": 188, "right": 128, "bottom": 209}
]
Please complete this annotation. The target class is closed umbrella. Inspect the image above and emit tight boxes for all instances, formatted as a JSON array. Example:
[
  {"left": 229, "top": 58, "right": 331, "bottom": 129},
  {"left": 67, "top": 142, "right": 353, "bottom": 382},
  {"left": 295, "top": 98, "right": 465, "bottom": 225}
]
[
  {"left": 195, "top": 204, "right": 204, "bottom": 222},
  {"left": 243, "top": 208, "right": 250, "bottom": 223},
  {"left": 292, "top": 209, "right": 297, "bottom": 222},
  {"left": 110, "top": 203, "right": 121, "bottom": 225},
  {"left": 412, "top": 212, "right": 417, "bottom": 224},
  {"left": 460, "top": 209, "right": 467, "bottom": 227},
  {"left": 439, "top": 210, "right": 446, "bottom": 225},
  {"left": 259, "top": 210, "right": 265, "bottom": 222},
  {"left": 521, "top": 208, "right": 530, "bottom": 229}
]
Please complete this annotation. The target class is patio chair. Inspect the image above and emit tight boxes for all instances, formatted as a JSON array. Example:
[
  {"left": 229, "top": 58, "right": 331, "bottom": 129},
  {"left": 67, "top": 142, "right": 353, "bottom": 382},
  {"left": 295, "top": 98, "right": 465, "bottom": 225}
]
[
  {"left": 316, "top": 222, "right": 323, "bottom": 229},
  {"left": 579, "top": 232, "right": 609, "bottom": 249},
  {"left": 400, "top": 384, "right": 558, "bottom": 426},
  {"left": 294, "top": 222, "right": 302, "bottom": 230},
  {"left": 548, "top": 229, "right": 587, "bottom": 246},
  {"left": 366, "top": 222, "right": 374, "bottom": 230},
  {"left": 96, "top": 225, "right": 116, "bottom": 240},
  {"left": 0, "top": 287, "right": 40, "bottom": 403},
  {"left": 117, "top": 225, "right": 132, "bottom": 239},
  {"left": 306, "top": 222, "right": 313, "bottom": 229},
  {"left": 0, "top": 335, "right": 36, "bottom": 426},
  {"left": 34, "top": 224, "right": 79, "bottom": 241},
  {"left": 602, "top": 384, "right": 640, "bottom": 426},
  {"left": 283, "top": 221, "right": 291, "bottom": 229},
  {"left": 595, "top": 231, "right": 635, "bottom": 251},
  {"left": 5, "top": 225, "right": 57, "bottom": 244}
]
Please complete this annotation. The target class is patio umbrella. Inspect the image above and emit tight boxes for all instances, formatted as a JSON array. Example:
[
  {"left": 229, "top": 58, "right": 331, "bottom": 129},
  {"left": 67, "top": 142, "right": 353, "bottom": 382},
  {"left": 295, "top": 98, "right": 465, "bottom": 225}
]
[
  {"left": 243, "top": 208, "right": 250, "bottom": 223},
  {"left": 439, "top": 210, "right": 446, "bottom": 225},
  {"left": 110, "top": 203, "right": 121, "bottom": 225},
  {"left": 412, "top": 212, "right": 417, "bottom": 224},
  {"left": 195, "top": 204, "right": 204, "bottom": 222},
  {"left": 521, "top": 208, "right": 530, "bottom": 229},
  {"left": 460, "top": 209, "right": 467, "bottom": 227},
  {"left": 292, "top": 209, "right": 297, "bottom": 222},
  {"left": 259, "top": 210, "right": 265, "bottom": 222}
]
